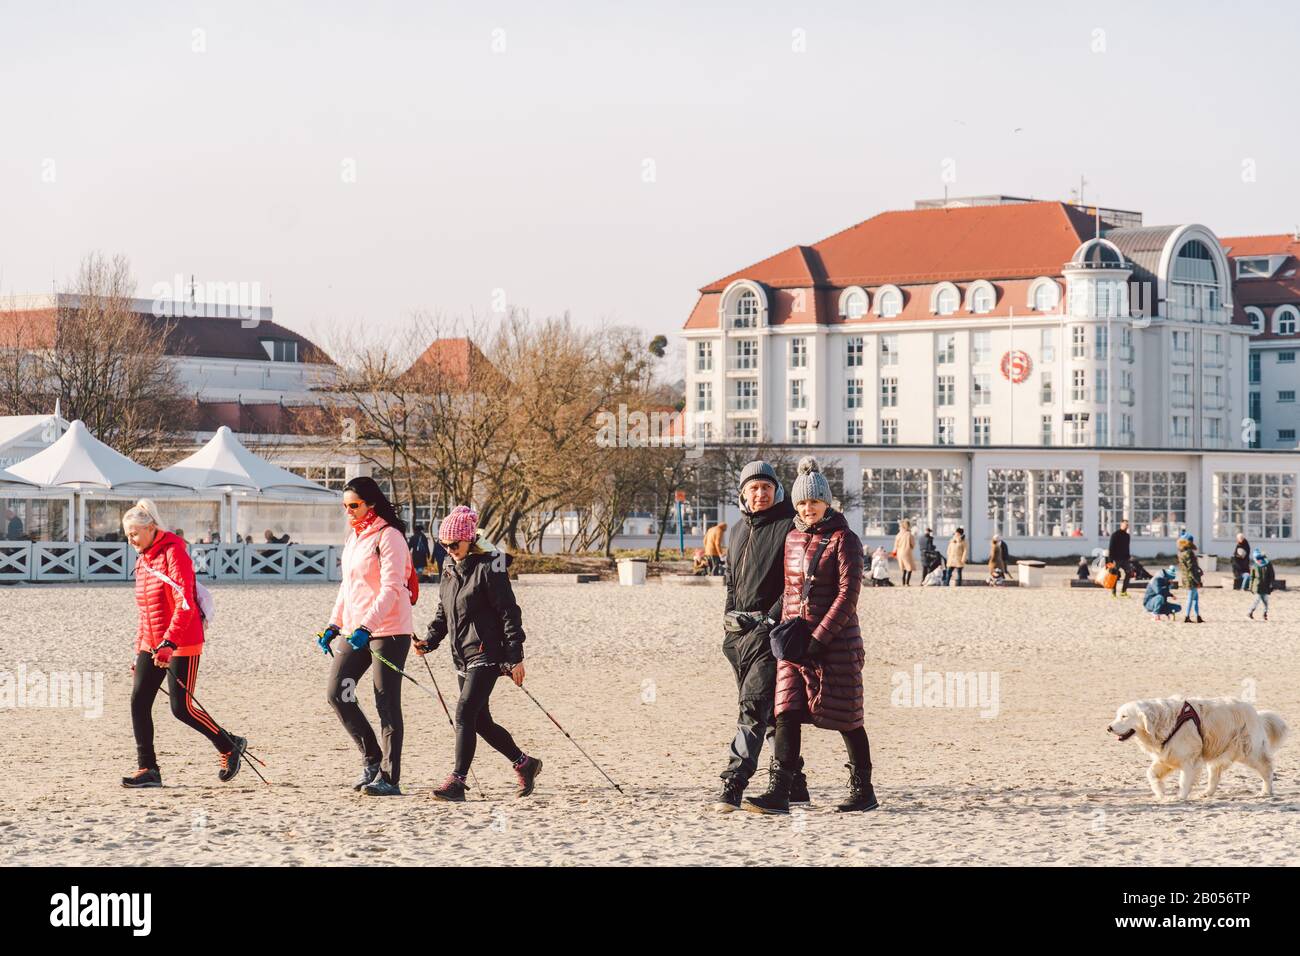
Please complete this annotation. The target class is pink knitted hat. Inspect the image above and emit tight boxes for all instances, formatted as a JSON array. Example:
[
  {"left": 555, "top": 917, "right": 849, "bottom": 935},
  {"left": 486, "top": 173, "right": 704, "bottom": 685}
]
[{"left": 438, "top": 505, "right": 479, "bottom": 543}]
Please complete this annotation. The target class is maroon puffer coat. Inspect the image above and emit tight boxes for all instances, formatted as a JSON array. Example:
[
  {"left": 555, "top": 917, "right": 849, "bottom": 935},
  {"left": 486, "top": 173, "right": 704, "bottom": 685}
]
[{"left": 774, "top": 509, "right": 865, "bottom": 731}]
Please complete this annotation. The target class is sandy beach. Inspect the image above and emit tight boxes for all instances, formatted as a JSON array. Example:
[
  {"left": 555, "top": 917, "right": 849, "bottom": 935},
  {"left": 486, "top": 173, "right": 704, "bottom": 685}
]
[{"left": 2, "top": 571, "right": 1298, "bottom": 867}]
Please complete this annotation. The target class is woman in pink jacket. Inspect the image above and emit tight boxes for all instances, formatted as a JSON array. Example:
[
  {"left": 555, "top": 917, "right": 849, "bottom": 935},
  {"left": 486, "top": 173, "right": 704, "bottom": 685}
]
[{"left": 317, "top": 477, "right": 415, "bottom": 796}]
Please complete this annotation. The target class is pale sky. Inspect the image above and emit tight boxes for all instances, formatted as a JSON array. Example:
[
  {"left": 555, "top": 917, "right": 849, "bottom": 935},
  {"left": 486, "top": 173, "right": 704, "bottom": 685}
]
[{"left": 2, "top": 0, "right": 1296, "bottom": 370}]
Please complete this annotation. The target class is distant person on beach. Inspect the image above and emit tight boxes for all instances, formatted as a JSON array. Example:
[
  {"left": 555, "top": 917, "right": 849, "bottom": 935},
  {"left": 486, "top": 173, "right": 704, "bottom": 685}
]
[
  {"left": 1144, "top": 565, "right": 1181, "bottom": 621},
  {"left": 1177, "top": 532, "right": 1204, "bottom": 624},
  {"left": 987, "top": 534, "right": 1009, "bottom": 585},
  {"left": 120, "top": 499, "right": 247, "bottom": 789},
  {"left": 6, "top": 509, "right": 24, "bottom": 540},
  {"left": 1106, "top": 519, "right": 1132, "bottom": 598},
  {"left": 944, "top": 528, "right": 967, "bottom": 586},
  {"left": 702, "top": 521, "right": 727, "bottom": 576},
  {"left": 1076, "top": 556, "right": 1091, "bottom": 581},
  {"left": 1232, "top": 533, "right": 1252, "bottom": 591},
  {"left": 415, "top": 505, "right": 541, "bottom": 803},
  {"left": 893, "top": 519, "right": 917, "bottom": 586},
  {"left": 318, "top": 476, "right": 415, "bottom": 796},
  {"left": 870, "top": 546, "right": 892, "bottom": 586},
  {"left": 432, "top": 538, "right": 447, "bottom": 575},
  {"left": 408, "top": 523, "right": 431, "bottom": 580},
  {"left": 714, "top": 459, "right": 807, "bottom": 813},
  {"left": 744, "top": 457, "right": 875, "bottom": 815},
  {"left": 1248, "top": 549, "right": 1275, "bottom": 621}
]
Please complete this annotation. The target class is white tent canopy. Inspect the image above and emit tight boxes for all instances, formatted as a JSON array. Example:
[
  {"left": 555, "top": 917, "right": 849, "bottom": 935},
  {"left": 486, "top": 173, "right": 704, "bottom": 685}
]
[
  {"left": 0, "top": 464, "right": 37, "bottom": 490},
  {"left": 156, "top": 425, "right": 334, "bottom": 498},
  {"left": 6, "top": 420, "right": 193, "bottom": 492}
]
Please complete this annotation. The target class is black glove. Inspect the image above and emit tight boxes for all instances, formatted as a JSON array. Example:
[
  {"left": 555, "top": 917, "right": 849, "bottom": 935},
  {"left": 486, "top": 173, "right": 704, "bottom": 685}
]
[{"left": 803, "top": 636, "right": 827, "bottom": 662}]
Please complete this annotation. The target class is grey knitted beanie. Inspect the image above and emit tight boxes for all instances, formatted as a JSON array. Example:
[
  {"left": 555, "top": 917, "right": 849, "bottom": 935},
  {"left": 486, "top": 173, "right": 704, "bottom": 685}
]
[{"left": 791, "top": 456, "right": 831, "bottom": 505}]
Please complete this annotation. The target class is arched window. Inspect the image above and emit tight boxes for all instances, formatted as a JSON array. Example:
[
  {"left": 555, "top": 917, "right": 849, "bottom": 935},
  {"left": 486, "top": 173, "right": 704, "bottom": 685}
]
[
  {"left": 933, "top": 283, "right": 960, "bottom": 316},
  {"left": 1275, "top": 305, "right": 1299, "bottom": 336},
  {"left": 727, "top": 288, "right": 761, "bottom": 328},
  {"left": 877, "top": 286, "right": 903, "bottom": 318},
  {"left": 839, "top": 287, "right": 868, "bottom": 320},
  {"left": 1170, "top": 239, "right": 1221, "bottom": 317},
  {"left": 968, "top": 281, "right": 995, "bottom": 315},
  {"left": 1245, "top": 307, "right": 1265, "bottom": 335},
  {"left": 1031, "top": 279, "right": 1060, "bottom": 312}
]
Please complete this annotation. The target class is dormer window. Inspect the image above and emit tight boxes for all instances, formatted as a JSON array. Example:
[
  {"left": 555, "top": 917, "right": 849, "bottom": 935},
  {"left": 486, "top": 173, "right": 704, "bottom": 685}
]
[
  {"left": 260, "top": 338, "right": 299, "bottom": 362},
  {"left": 839, "top": 287, "right": 869, "bottom": 320},
  {"left": 932, "top": 282, "right": 960, "bottom": 316},
  {"left": 876, "top": 286, "right": 903, "bottom": 318},
  {"left": 1246, "top": 307, "right": 1265, "bottom": 335},
  {"left": 1237, "top": 257, "right": 1272, "bottom": 278},
  {"left": 967, "top": 280, "right": 996, "bottom": 315}
]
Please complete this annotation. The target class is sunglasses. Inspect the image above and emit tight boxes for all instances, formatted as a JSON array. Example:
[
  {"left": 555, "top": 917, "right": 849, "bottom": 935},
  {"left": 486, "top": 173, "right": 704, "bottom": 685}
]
[{"left": 343, "top": 502, "right": 366, "bottom": 511}]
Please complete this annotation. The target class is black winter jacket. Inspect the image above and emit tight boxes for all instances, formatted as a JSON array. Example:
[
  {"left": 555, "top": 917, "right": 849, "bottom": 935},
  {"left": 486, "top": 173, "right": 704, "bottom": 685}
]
[
  {"left": 725, "top": 496, "right": 795, "bottom": 622},
  {"left": 426, "top": 551, "right": 525, "bottom": 667},
  {"left": 1107, "top": 528, "right": 1130, "bottom": 565}
]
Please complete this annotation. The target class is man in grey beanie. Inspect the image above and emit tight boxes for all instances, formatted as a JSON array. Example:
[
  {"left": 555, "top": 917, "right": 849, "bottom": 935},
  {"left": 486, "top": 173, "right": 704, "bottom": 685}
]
[{"left": 714, "top": 459, "right": 808, "bottom": 811}]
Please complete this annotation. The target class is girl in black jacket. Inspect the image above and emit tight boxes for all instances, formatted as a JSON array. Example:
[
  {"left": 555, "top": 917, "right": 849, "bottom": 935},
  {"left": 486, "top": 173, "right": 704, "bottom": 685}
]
[{"left": 415, "top": 506, "right": 541, "bottom": 802}]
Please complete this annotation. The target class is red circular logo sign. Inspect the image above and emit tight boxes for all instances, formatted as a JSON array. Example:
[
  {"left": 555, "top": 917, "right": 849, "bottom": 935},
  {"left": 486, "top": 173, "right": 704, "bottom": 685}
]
[{"left": 1000, "top": 349, "right": 1032, "bottom": 384}]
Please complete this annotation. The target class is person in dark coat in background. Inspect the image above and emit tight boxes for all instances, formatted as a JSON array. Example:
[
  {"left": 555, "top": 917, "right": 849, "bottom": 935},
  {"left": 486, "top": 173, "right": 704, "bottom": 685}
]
[
  {"left": 1248, "top": 549, "right": 1275, "bottom": 621},
  {"left": 432, "top": 538, "right": 447, "bottom": 576},
  {"left": 1232, "top": 533, "right": 1252, "bottom": 591},
  {"left": 714, "top": 459, "right": 809, "bottom": 812},
  {"left": 746, "top": 457, "right": 876, "bottom": 816},
  {"left": 1106, "top": 518, "right": 1132, "bottom": 597},
  {"left": 408, "top": 523, "right": 431, "bottom": 580}
]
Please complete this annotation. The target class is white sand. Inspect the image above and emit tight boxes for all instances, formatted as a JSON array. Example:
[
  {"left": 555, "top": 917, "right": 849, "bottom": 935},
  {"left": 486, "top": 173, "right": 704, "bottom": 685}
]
[{"left": 1, "top": 571, "right": 1298, "bottom": 866}]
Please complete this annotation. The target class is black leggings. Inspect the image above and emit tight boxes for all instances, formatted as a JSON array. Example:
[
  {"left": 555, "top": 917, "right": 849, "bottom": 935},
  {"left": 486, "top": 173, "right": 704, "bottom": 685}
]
[
  {"left": 131, "top": 651, "right": 231, "bottom": 770},
  {"left": 773, "top": 711, "right": 871, "bottom": 776},
  {"left": 455, "top": 666, "right": 523, "bottom": 776}
]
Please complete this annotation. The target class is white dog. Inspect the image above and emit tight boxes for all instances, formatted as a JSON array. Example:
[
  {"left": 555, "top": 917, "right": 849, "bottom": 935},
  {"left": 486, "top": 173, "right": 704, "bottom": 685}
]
[{"left": 1107, "top": 696, "right": 1288, "bottom": 800}]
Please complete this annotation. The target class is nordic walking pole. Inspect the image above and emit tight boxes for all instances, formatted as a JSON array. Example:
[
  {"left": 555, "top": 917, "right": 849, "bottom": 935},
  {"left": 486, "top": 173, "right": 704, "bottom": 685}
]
[
  {"left": 157, "top": 686, "right": 267, "bottom": 768},
  {"left": 513, "top": 682, "right": 623, "bottom": 794},
  {"left": 418, "top": 655, "right": 483, "bottom": 796},
  {"left": 172, "top": 675, "right": 271, "bottom": 785}
]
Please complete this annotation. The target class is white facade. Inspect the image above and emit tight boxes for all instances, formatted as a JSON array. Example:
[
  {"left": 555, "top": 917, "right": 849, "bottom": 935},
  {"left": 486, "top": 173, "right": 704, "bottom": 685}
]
[{"left": 685, "top": 227, "right": 1250, "bottom": 453}]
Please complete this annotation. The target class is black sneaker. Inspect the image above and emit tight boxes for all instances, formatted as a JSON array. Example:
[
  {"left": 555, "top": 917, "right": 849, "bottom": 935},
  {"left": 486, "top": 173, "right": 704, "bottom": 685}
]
[
  {"left": 218, "top": 736, "right": 246, "bottom": 783},
  {"left": 513, "top": 755, "right": 542, "bottom": 798},
  {"left": 352, "top": 763, "right": 381, "bottom": 791},
  {"left": 743, "top": 767, "right": 792, "bottom": 815},
  {"left": 362, "top": 776, "right": 402, "bottom": 796},
  {"left": 122, "top": 768, "right": 162, "bottom": 788},
  {"left": 714, "top": 776, "right": 745, "bottom": 813},
  {"left": 432, "top": 773, "right": 468, "bottom": 802}
]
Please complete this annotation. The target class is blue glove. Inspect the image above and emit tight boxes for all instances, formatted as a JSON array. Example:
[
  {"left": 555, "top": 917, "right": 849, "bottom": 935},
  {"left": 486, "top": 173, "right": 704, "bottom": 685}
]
[
  {"left": 317, "top": 625, "right": 340, "bottom": 656},
  {"left": 347, "top": 626, "right": 373, "bottom": 651}
]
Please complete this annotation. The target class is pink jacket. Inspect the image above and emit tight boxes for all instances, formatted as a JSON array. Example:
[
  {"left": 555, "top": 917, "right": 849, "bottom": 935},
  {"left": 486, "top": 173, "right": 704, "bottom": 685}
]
[{"left": 330, "top": 519, "right": 415, "bottom": 637}]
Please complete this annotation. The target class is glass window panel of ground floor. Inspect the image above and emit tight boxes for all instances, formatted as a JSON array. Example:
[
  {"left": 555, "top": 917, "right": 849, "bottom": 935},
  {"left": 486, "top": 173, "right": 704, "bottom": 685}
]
[
  {"left": 1214, "top": 472, "right": 1296, "bottom": 540},
  {"left": 1097, "top": 470, "right": 1188, "bottom": 536},
  {"left": 987, "top": 469, "right": 1084, "bottom": 537},
  {"left": 862, "top": 467, "right": 963, "bottom": 536}
]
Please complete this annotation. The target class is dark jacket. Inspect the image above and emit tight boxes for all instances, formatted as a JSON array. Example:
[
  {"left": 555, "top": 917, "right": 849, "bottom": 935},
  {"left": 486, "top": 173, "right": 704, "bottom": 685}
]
[
  {"left": 426, "top": 549, "right": 525, "bottom": 667},
  {"left": 1107, "top": 528, "right": 1130, "bottom": 565},
  {"left": 774, "top": 509, "right": 865, "bottom": 732},
  {"left": 1232, "top": 539, "right": 1252, "bottom": 575},
  {"left": 408, "top": 530, "right": 431, "bottom": 567},
  {"left": 1249, "top": 560, "right": 1276, "bottom": 595},
  {"left": 725, "top": 496, "right": 796, "bottom": 621},
  {"left": 1143, "top": 574, "right": 1177, "bottom": 614}
]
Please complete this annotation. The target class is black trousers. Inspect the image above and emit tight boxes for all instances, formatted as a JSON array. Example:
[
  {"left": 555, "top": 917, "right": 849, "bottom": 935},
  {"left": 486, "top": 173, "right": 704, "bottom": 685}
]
[
  {"left": 454, "top": 666, "right": 523, "bottom": 776},
  {"left": 325, "top": 635, "right": 411, "bottom": 786},
  {"left": 719, "top": 627, "right": 805, "bottom": 783},
  {"left": 773, "top": 711, "right": 871, "bottom": 779},
  {"left": 131, "top": 651, "right": 231, "bottom": 770}
]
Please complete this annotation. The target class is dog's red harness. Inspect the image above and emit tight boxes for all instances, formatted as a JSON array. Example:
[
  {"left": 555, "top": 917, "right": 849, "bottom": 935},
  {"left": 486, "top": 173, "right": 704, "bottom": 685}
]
[{"left": 1161, "top": 701, "right": 1203, "bottom": 748}]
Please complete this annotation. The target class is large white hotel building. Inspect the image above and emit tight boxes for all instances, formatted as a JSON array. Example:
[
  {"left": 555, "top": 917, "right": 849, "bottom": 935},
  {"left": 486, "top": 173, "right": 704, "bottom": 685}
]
[{"left": 682, "top": 196, "right": 1300, "bottom": 559}]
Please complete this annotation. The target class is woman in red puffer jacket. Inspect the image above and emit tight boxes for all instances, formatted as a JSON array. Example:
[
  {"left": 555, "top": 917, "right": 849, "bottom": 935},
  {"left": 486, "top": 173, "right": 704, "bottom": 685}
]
[
  {"left": 121, "top": 499, "right": 246, "bottom": 789},
  {"left": 745, "top": 458, "right": 878, "bottom": 816}
]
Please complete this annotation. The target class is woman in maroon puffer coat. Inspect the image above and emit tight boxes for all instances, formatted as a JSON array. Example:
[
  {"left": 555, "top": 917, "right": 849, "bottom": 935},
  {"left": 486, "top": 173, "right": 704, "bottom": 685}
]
[{"left": 745, "top": 458, "right": 878, "bottom": 815}]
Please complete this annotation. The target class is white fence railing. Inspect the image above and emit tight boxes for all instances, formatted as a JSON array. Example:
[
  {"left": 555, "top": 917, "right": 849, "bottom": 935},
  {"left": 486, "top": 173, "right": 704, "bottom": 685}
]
[{"left": 0, "top": 541, "right": 344, "bottom": 584}]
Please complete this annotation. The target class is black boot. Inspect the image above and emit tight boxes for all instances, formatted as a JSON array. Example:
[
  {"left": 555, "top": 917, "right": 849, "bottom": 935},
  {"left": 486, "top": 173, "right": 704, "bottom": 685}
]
[
  {"left": 744, "top": 766, "right": 793, "bottom": 815},
  {"left": 769, "top": 753, "right": 810, "bottom": 804},
  {"left": 835, "top": 762, "right": 878, "bottom": 813},
  {"left": 714, "top": 775, "right": 746, "bottom": 813}
]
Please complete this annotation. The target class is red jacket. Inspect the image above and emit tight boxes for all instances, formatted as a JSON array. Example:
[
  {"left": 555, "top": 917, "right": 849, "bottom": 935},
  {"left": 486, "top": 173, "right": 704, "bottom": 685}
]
[
  {"left": 133, "top": 530, "right": 205, "bottom": 655},
  {"left": 775, "top": 510, "right": 865, "bottom": 731}
]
